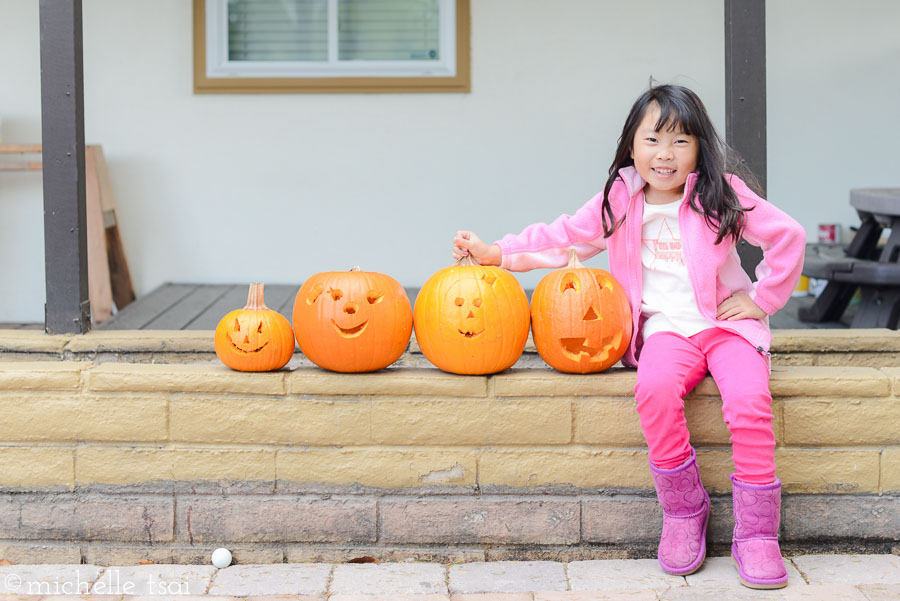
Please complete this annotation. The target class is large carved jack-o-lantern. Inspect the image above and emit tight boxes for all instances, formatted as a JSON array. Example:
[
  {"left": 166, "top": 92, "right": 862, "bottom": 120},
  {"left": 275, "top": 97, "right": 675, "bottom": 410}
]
[
  {"left": 414, "top": 256, "right": 530, "bottom": 375},
  {"left": 214, "top": 283, "right": 295, "bottom": 372},
  {"left": 531, "top": 249, "right": 632, "bottom": 373},
  {"left": 292, "top": 267, "right": 412, "bottom": 373}
]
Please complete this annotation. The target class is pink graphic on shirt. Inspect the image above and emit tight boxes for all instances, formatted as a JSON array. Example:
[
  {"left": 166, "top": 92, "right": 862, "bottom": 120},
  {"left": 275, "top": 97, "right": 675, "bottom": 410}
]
[{"left": 643, "top": 217, "right": 685, "bottom": 267}]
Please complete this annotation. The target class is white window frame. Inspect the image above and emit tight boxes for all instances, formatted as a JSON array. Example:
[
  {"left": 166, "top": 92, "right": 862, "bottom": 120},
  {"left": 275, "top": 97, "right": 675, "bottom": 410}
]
[{"left": 205, "top": 0, "right": 457, "bottom": 79}]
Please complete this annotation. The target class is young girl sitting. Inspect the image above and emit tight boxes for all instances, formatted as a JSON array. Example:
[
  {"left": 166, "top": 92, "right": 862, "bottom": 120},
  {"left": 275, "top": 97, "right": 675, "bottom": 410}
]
[{"left": 452, "top": 84, "right": 805, "bottom": 590}]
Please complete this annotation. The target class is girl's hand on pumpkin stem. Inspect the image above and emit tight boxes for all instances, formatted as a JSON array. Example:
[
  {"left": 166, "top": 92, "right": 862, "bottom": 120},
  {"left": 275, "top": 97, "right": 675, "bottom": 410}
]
[
  {"left": 716, "top": 292, "right": 767, "bottom": 321},
  {"left": 453, "top": 231, "right": 502, "bottom": 266}
]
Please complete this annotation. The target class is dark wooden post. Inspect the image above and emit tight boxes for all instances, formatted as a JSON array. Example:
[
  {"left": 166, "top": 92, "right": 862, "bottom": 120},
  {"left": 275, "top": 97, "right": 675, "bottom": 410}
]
[
  {"left": 725, "top": 0, "right": 766, "bottom": 279},
  {"left": 39, "top": 0, "right": 90, "bottom": 333}
]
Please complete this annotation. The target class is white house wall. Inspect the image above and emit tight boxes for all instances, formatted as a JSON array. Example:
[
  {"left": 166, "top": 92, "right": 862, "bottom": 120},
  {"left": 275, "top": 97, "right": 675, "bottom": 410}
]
[
  {"left": 0, "top": 0, "right": 896, "bottom": 322},
  {"left": 767, "top": 0, "right": 900, "bottom": 250}
]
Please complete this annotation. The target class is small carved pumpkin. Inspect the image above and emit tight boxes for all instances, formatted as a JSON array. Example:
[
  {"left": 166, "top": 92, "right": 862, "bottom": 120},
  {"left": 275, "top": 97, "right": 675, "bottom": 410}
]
[
  {"left": 414, "top": 256, "right": 530, "bottom": 375},
  {"left": 292, "top": 267, "right": 412, "bottom": 373},
  {"left": 531, "top": 249, "right": 632, "bottom": 373},
  {"left": 214, "top": 283, "right": 295, "bottom": 372}
]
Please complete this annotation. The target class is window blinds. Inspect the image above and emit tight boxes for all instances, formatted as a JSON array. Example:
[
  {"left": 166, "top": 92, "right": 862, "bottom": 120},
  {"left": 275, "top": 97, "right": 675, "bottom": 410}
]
[
  {"left": 227, "top": 0, "right": 440, "bottom": 63},
  {"left": 228, "top": 0, "right": 328, "bottom": 61}
]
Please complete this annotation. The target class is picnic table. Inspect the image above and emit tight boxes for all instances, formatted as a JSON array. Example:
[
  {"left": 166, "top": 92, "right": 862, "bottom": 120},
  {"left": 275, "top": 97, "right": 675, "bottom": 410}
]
[{"left": 799, "top": 188, "right": 900, "bottom": 329}]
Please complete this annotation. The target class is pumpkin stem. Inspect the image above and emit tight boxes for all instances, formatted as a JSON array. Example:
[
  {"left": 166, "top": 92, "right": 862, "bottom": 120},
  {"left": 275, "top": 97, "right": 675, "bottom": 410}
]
[
  {"left": 454, "top": 254, "right": 481, "bottom": 267},
  {"left": 244, "top": 283, "right": 270, "bottom": 311},
  {"left": 567, "top": 248, "right": 583, "bottom": 269}
]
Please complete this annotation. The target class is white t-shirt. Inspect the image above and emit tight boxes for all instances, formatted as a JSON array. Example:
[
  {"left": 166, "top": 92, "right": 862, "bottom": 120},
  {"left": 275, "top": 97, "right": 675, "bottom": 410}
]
[{"left": 640, "top": 198, "right": 716, "bottom": 341}]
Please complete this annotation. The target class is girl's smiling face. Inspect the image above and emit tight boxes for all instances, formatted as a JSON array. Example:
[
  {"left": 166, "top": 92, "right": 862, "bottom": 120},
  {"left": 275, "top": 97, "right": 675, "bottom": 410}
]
[{"left": 631, "top": 103, "right": 699, "bottom": 205}]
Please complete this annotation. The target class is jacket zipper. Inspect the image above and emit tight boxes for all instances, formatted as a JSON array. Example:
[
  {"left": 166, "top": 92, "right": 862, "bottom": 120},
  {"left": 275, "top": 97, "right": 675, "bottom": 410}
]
[
  {"left": 617, "top": 168, "right": 772, "bottom": 369},
  {"left": 678, "top": 178, "right": 771, "bottom": 365},
  {"left": 625, "top": 190, "right": 639, "bottom": 362},
  {"left": 756, "top": 345, "right": 772, "bottom": 374}
]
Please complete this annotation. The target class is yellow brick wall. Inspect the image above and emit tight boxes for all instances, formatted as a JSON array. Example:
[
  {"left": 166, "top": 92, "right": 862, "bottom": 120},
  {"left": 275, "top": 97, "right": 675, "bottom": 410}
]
[{"left": 0, "top": 361, "right": 898, "bottom": 495}]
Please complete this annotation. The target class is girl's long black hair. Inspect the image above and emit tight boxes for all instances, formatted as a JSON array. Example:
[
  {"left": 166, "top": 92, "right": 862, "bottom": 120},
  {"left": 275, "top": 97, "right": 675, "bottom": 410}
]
[{"left": 600, "top": 84, "right": 760, "bottom": 244}]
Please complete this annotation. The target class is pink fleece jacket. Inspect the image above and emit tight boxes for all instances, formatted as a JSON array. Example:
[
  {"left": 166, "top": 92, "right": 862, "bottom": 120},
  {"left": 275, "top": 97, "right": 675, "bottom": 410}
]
[{"left": 496, "top": 166, "right": 806, "bottom": 367}]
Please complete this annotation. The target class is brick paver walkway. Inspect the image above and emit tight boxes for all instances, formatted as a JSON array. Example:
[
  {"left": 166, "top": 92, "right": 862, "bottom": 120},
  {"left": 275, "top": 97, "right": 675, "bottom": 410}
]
[{"left": 0, "top": 555, "right": 896, "bottom": 600}]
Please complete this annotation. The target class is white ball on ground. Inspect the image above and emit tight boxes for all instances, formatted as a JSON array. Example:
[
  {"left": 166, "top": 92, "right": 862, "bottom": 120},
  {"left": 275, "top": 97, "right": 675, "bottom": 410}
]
[{"left": 211, "top": 547, "right": 232, "bottom": 568}]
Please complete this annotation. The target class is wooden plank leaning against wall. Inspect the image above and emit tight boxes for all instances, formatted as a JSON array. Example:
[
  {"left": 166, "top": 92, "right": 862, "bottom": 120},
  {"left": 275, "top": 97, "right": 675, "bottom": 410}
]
[{"left": 0, "top": 144, "right": 135, "bottom": 324}]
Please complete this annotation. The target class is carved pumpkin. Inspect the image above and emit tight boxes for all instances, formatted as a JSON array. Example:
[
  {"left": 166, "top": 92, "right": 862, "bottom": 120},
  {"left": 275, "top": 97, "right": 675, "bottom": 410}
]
[
  {"left": 292, "top": 267, "right": 412, "bottom": 373},
  {"left": 531, "top": 249, "right": 632, "bottom": 373},
  {"left": 414, "top": 256, "right": 530, "bottom": 375},
  {"left": 214, "top": 283, "right": 295, "bottom": 372}
]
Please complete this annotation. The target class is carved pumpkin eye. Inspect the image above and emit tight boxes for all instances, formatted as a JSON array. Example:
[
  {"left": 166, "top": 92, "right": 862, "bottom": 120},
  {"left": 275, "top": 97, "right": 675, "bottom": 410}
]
[
  {"left": 257, "top": 321, "right": 264, "bottom": 333},
  {"left": 596, "top": 275, "right": 614, "bottom": 291},
  {"left": 562, "top": 273, "right": 580, "bottom": 292},
  {"left": 233, "top": 318, "right": 241, "bottom": 331},
  {"left": 367, "top": 290, "right": 384, "bottom": 304},
  {"left": 306, "top": 283, "right": 326, "bottom": 305},
  {"left": 330, "top": 288, "right": 343, "bottom": 301},
  {"left": 473, "top": 298, "right": 482, "bottom": 307},
  {"left": 455, "top": 297, "right": 465, "bottom": 306}
]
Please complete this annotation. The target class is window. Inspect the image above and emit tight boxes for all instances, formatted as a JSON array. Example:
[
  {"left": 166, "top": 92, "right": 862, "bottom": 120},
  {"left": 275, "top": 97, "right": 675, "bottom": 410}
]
[{"left": 193, "top": 0, "right": 470, "bottom": 93}]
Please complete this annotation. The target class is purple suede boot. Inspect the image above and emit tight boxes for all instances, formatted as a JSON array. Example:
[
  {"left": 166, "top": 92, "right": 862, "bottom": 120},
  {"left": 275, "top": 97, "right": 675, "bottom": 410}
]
[
  {"left": 731, "top": 475, "right": 789, "bottom": 589},
  {"left": 649, "top": 448, "right": 710, "bottom": 575}
]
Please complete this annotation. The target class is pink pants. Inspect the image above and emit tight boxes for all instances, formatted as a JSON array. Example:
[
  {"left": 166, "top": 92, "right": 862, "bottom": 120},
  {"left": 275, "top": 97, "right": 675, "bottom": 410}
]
[{"left": 634, "top": 328, "right": 776, "bottom": 484}]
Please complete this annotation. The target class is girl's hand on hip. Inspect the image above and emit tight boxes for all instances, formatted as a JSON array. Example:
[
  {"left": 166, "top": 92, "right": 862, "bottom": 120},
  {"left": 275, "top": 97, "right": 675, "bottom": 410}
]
[
  {"left": 716, "top": 292, "right": 767, "bottom": 321},
  {"left": 453, "top": 231, "right": 502, "bottom": 266}
]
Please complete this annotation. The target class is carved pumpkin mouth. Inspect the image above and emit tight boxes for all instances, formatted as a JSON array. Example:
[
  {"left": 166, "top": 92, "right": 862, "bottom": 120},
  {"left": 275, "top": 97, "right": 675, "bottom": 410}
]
[
  {"left": 560, "top": 337, "right": 605, "bottom": 360},
  {"left": 332, "top": 319, "right": 368, "bottom": 338},
  {"left": 458, "top": 328, "right": 484, "bottom": 339},
  {"left": 227, "top": 334, "right": 270, "bottom": 354}
]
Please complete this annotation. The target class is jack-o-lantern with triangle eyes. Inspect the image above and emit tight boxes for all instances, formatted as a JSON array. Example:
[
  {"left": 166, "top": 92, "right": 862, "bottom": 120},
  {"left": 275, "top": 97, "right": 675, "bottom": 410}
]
[
  {"left": 531, "top": 249, "right": 632, "bottom": 373},
  {"left": 414, "top": 256, "right": 530, "bottom": 375},
  {"left": 214, "top": 283, "right": 296, "bottom": 372},
  {"left": 292, "top": 267, "right": 413, "bottom": 373}
]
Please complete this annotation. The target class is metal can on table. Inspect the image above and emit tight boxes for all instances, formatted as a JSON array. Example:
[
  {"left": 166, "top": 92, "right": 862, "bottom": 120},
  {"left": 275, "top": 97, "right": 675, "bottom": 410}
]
[{"left": 818, "top": 224, "right": 841, "bottom": 244}]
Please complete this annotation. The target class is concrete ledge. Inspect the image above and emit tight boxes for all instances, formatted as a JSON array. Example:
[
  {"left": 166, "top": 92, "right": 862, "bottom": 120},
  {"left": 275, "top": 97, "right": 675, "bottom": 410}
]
[
  {"left": 175, "top": 495, "right": 377, "bottom": 544},
  {"left": 0, "top": 361, "right": 896, "bottom": 494},
  {"left": 0, "top": 393, "right": 167, "bottom": 443},
  {"left": 2, "top": 361, "right": 891, "bottom": 399},
  {"left": 494, "top": 365, "right": 892, "bottom": 398},
  {"left": 885, "top": 448, "right": 900, "bottom": 490},
  {"left": 64, "top": 330, "right": 213, "bottom": 353},
  {"left": 0, "top": 444, "right": 887, "bottom": 496},
  {"left": 4, "top": 361, "right": 886, "bottom": 398},
  {"left": 783, "top": 397, "right": 900, "bottom": 445},
  {"left": 492, "top": 369, "right": 636, "bottom": 397},
  {"left": 287, "top": 368, "right": 488, "bottom": 397},
  {"left": 0, "top": 332, "right": 898, "bottom": 561},
  {"left": 881, "top": 367, "right": 900, "bottom": 395},
  {"left": 0, "top": 330, "right": 71, "bottom": 353},
  {"left": 86, "top": 363, "right": 286, "bottom": 395},
  {"left": 0, "top": 362, "right": 84, "bottom": 390},
  {"left": 76, "top": 447, "right": 277, "bottom": 490},
  {"left": 767, "top": 366, "right": 890, "bottom": 397},
  {"left": 772, "top": 328, "right": 900, "bottom": 352},
  {"left": 0, "top": 489, "right": 895, "bottom": 563},
  {"left": 378, "top": 497, "right": 581, "bottom": 545},
  {"left": 3, "top": 328, "right": 900, "bottom": 367},
  {"left": 0, "top": 494, "right": 174, "bottom": 542}
]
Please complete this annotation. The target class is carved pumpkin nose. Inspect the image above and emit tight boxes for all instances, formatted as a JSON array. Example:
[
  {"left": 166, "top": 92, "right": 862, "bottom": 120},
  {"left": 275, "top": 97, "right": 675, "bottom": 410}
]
[
  {"left": 344, "top": 302, "right": 358, "bottom": 315},
  {"left": 467, "top": 311, "right": 475, "bottom": 319}
]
